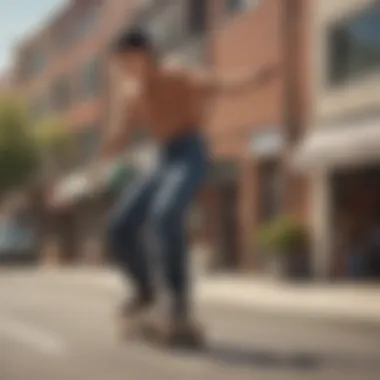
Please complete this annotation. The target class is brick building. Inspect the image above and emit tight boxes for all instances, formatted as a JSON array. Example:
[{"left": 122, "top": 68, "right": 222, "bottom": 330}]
[
  {"left": 204, "top": 0, "right": 312, "bottom": 271},
  {"left": 12, "top": 0, "right": 138, "bottom": 263},
  {"left": 296, "top": 0, "right": 380, "bottom": 280},
  {"left": 13, "top": 0, "right": 136, "bottom": 168}
]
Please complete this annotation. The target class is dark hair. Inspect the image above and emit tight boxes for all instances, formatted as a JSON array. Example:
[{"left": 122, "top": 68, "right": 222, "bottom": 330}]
[{"left": 112, "top": 27, "right": 154, "bottom": 55}]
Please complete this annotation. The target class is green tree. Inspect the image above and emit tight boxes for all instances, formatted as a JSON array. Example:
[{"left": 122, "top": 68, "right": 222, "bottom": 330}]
[
  {"left": 0, "top": 96, "right": 39, "bottom": 193},
  {"left": 33, "top": 117, "right": 75, "bottom": 177}
]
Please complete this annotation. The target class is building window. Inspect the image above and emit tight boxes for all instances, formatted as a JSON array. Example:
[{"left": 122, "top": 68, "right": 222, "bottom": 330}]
[
  {"left": 57, "top": 29, "right": 73, "bottom": 51},
  {"left": 145, "top": 4, "right": 184, "bottom": 52},
  {"left": 226, "top": 0, "right": 260, "bottom": 14},
  {"left": 328, "top": 7, "right": 380, "bottom": 86},
  {"left": 57, "top": 5, "right": 101, "bottom": 51},
  {"left": 147, "top": 14, "right": 168, "bottom": 48},
  {"left": 22, "top": 49, "right": 47, "bottom": 80},
  {"left": 32, "top": 53, "right": 47, "bottom": 76},
  {"left": 188, "top": 0, "right": 207, "bottom": 34},
  {"left": 52, "top": 76, "right": 71, "bottom": 111},
  {"left": 76, "top": 126, "right": 100, "bottom": 165},
  {"left": 78, "top": 5, "right": 101, "bottom": 40},
  {"left": 81, "top": 58, "right": 101, "bottom": 99},
  {"left": 226, "top": 0, "right": 244, "bottom": 13}
]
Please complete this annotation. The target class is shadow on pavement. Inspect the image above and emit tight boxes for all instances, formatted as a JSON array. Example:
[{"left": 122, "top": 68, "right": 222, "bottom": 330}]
[
  {"left": 176, "top": 342, "right": 321, "bottom": 371},
  {"left": 174, "top": 342, "right": 380, "bottom": 375},
  {"left": 206, "top": 344, "right": 320, "bottom": 370}
]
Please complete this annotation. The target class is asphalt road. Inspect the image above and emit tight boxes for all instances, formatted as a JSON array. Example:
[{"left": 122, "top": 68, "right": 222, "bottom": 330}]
[{"left": 1, "top": 269, "right": 380, "bottom": 380}]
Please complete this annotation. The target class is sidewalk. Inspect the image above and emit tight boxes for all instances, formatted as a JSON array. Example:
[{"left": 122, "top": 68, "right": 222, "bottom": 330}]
[
  {"left": 197, "top": 275, "right": 380, "bottom": 325},
  {"left": 44, "top": 267, "right": 380, "bottom": 325}
]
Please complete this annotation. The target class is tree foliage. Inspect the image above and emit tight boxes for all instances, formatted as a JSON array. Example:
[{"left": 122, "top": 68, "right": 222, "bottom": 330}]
[
  {"left": 0, "top": 96, "right": 39, "bottom": 192},
  {"left": 34, "top": 117, "right": 71, "bottom": 151},
  {"left": 33, "top": 117, "right": 76, "bottom": 176}
]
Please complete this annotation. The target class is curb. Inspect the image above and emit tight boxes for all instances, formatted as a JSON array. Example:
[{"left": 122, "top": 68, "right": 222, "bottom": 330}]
[
  {"left": 38, "top": 269, "right": 380, "bottom": 326},
  {"left": 198, "top": 288, "right": 380, "bottom": 326}
]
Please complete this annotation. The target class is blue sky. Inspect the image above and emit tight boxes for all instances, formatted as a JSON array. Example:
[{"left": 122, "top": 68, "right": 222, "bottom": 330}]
[{"left": 0, "top": 0, "right": 67, "bottom": 72}]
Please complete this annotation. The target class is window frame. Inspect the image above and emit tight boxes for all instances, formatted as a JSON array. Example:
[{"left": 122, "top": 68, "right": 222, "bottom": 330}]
[
  {"left": 225, "top": 0, "right": 260, "bottom": 15},
  {"left": 188, "top": 0, "right": 208, "bottom": 35},
  {"left": 81, "top": 57, "right": 102, "bottom": 100},
  {"left": 75, "top": 125, "right": 100, "bottom": 165},
  {"left": 327, "top": 6, "right": 380, "bottom": 87},
  {"left": 52, "top": 75, "right": 71, "bottom": 112}
]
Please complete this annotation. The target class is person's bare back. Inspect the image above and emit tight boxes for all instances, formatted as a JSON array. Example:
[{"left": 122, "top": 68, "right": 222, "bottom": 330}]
[
  {"left": 135, "top": 70, "right": 202, "bottom": 143},
  {"left": 100, "top": 26, "right": 278, "bottom": 161}
]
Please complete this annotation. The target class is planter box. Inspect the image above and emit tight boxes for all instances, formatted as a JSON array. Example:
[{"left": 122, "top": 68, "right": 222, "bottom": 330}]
[{"left": 266, "top": 250, "right": 311, "bottom": 281}]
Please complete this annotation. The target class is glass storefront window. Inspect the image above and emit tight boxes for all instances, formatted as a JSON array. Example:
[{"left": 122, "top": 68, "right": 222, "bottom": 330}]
[{"left": 328, "top": 7, "right": 380, "bottom": 85}]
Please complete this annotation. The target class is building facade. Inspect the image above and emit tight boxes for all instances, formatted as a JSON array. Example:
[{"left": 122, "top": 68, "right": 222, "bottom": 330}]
[
  {"left": 14, "top": 0, "right": 136, "bottom": 173},
  {"left": 0, "top": 71, "right": 12, "bottom": 94},
  {"left": 297, "top": 0, "right": 380, "bottom": 279},
  {"left": 205, "top": 0, "right": 311, "bottom": 271},
  {"left": 13, "top": 0, "right": 137, "bottom": 263},
  {"left": 10, "top": 0, "right": 314, "bottom": 269}
]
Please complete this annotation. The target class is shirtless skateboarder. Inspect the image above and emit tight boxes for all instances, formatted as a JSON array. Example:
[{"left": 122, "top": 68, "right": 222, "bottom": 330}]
[{"left": 94, "top": 28, "right": 278, "bottom": 346}]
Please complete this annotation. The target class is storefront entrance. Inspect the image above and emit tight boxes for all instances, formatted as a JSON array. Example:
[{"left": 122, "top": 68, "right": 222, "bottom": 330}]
[
  {"left": 207, "top": 161, "right": 240, "bottom": 271},
  {"left": 218, "top": 183, "right": 239, "bottom": 269},
  {"left": 53, "top": 209, "right": 77, "bottom": 263},
  {"left": 332, "top": 165, "right": 380, "bottom": 280}
]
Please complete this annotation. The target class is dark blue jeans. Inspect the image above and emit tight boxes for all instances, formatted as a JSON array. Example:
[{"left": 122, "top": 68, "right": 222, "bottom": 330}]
[{"left": 108, "top": 132, "right": 208, "bottom": 317}]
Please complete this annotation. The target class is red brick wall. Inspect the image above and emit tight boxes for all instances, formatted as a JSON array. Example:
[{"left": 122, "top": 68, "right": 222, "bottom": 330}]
[
  {"left": 14, "top": 0, "right": 133, "bottom": 132},
  {"left": 207, "top": 0, "right": 285, "bottom": 160},
  {"left": 206, "top": 0, "right": 287, "bottom": 269}
]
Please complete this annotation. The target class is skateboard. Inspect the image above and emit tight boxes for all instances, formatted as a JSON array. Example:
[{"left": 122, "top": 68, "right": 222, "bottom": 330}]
[
  {"left": 115, "top": 310, "right": 206, "bottom": 350},
  {"left": 140, "top": 318, "right": 206, "bottom": 349}
]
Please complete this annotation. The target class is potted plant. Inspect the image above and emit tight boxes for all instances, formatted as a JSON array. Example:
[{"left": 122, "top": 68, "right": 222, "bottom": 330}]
[{"left": 258, "top": 216, "right": 310, "bottom": 279}]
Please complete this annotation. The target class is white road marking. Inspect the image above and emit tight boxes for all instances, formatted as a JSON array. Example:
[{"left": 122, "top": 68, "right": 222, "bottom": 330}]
[{"left": 0, "top": 315, "right": 66, "bottom": 356}]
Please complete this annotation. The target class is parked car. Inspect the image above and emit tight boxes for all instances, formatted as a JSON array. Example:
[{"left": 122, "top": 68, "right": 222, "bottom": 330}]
[{"left": 0, "top": 220, "right": 38, "bottom": 265}]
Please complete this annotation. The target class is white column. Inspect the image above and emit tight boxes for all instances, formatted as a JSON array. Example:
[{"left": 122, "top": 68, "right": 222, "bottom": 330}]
[{"left": 311, "top": 169, "right": 332, "bottom": 279}]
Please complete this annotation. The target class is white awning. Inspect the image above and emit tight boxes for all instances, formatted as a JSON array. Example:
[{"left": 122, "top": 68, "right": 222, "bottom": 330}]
[
  {"left": 294, "top": 118, "right": 380, "bottom": 170},
  {"left": 49, "top": 170, "right": 92, "bottom": 207},
  {"left": 47, "top": 153, "right": 141, "bottom": 208},
  {"left": 48, "top": 161, "right": 119, "bottom": 207},
  {"left": 250, "top": 129, "right": 284, "bottom": 159}
]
